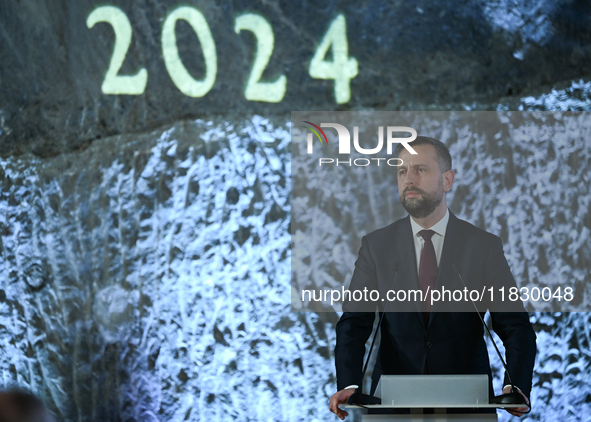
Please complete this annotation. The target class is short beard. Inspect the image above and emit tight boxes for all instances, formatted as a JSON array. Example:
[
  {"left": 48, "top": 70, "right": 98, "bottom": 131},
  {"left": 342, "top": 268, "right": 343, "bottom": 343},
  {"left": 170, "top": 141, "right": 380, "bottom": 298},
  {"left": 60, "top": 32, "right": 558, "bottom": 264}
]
[{"left": 400, "top": 185, "right": 444, "bottom": 219}]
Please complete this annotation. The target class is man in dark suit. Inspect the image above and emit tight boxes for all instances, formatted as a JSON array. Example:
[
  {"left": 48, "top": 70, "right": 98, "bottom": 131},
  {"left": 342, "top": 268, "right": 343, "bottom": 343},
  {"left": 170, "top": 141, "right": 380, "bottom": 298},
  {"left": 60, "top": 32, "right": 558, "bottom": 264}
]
[{"left": 328, "top": 137, "right": 536, "bottom": 420}]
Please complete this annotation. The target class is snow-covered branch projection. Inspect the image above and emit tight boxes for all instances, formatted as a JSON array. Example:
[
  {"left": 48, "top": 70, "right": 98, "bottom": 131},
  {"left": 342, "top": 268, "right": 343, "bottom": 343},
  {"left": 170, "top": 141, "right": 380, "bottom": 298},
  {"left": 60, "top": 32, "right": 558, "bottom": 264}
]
[
  {"left": 0, "top": 117, "right": 335, "bottom": 421},
  {"left": 0, "top": 110, "right": 590, "bottom": 421}
]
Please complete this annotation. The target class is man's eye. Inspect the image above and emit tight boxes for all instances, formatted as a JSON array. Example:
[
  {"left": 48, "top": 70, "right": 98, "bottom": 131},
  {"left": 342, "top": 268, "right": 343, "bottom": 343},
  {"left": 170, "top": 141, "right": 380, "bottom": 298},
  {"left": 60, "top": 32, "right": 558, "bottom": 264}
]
[{"left": 399, "top": 170, "right": 406, "bottom": 175}]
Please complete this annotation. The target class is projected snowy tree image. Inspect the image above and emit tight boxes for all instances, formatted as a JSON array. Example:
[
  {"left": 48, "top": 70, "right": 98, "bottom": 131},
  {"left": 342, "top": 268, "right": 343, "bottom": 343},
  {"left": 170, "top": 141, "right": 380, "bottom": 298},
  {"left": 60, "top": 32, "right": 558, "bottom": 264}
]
[{"left": 1, "top": 0, "right": 591, "bottom": 420}]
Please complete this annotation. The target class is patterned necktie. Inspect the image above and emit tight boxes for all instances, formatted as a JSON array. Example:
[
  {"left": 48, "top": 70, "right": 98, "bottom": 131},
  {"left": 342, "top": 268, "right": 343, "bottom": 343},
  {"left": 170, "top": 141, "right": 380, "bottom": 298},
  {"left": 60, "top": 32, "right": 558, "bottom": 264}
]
[{"left": 418, "top": 230, "right": 438, "bottom": 322}]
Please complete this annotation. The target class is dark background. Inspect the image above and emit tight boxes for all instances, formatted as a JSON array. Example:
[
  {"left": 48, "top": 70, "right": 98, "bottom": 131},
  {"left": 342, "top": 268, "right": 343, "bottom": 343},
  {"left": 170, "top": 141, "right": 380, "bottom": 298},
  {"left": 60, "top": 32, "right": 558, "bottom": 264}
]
[{"left": 2, "top": 0, "right": 591, "bottom": 157}]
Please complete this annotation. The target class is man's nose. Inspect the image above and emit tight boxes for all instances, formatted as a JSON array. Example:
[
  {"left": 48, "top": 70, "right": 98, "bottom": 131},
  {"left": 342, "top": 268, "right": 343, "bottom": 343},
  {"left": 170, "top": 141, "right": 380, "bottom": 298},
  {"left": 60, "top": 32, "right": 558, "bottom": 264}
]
[{"left": 404, "top": 171, "right": 417, "bottom": 185}]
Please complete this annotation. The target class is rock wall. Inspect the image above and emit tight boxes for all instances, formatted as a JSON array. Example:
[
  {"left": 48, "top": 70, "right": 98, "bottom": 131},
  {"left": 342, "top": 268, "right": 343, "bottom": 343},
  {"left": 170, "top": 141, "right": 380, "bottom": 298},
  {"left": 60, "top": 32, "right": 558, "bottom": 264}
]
[
  {"left": 1, "top": 111, "right": 590, "bottom": 421},
  {"left": 0, "top": 117, "right": 316, "bottom": 421},
  {"left": 2, "top": 0, "right": 591, "bottom": 157},
  {"left": 1, "top": 1, "right": 591, "bottom": 421}
]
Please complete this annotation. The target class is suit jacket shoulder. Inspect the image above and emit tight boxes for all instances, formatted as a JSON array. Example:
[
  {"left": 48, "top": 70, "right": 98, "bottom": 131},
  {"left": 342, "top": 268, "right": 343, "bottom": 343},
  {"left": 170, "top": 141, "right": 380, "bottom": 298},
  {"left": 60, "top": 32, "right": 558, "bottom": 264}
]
[
  {"left": 365, "top": 213, "right": 501, "bottom": 243},
  {"left": 362, "top": 218, "right": 400, "bottom": 236},
  {"left": 362, "top": 216, "right": 409, "bottom": 245}
]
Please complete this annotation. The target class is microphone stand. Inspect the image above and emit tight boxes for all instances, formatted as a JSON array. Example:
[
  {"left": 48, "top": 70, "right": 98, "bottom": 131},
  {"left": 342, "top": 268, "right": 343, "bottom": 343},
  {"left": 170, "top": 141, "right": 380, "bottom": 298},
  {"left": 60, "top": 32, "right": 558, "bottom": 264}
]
[
  {"left": 347, "top": 263, "right": 399, "bottom": 406},
  {"left": 451, "top": 264, "right": 531, "bottom": 414}
]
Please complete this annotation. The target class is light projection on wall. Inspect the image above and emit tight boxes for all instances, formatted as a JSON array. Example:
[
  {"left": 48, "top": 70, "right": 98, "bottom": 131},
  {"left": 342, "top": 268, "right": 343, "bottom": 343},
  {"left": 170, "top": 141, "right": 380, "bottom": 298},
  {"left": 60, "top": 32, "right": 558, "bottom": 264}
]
[
  {"left": 86, "top": 6, "right": 358, "bottom": 103},
  {"left": 234, "top": 13, "right": 287, "bottom": 103},
  {"left": 308, "top": 14, "right": 358, "bottom": 104},
  {"left": 86, "top": 6, "right": 148, "bottom": 95},
  {"left": 161, "top": 6, "right": 217, "bottom": 98}
]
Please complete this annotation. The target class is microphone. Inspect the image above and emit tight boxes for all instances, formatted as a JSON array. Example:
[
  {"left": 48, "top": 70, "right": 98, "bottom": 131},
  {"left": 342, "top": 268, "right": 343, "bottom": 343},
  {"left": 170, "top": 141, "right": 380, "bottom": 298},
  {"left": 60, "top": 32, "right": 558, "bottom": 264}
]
[
  {"left": 347, "top": 262, "right": 399, "bottom": 406},
  {"left": 451, "top": 264, "right": 529, "bottom": 410}
]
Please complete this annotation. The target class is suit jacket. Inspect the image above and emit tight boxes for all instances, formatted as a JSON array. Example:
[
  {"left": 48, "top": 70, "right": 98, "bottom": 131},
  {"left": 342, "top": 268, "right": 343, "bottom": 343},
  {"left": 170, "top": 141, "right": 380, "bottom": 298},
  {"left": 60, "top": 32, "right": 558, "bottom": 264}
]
[{"left": 335, "top": 212, "right": 537, "bottom": 397}]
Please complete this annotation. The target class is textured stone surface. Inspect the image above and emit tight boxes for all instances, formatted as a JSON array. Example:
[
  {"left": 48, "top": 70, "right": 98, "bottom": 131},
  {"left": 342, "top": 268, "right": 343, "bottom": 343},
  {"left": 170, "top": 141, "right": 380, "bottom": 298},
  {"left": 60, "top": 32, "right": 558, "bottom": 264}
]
[
  {"left": 2, "top": 0, "right": 591, "bottom": 157},
  {"left": 1, "top": 1, "right": 591, "bottom": 421},
  {"left": 0, "top": 112, "right": 590, "bottom": 421},
  {"left": 0, "top": 117, "right": 317, "bottom": 421}
]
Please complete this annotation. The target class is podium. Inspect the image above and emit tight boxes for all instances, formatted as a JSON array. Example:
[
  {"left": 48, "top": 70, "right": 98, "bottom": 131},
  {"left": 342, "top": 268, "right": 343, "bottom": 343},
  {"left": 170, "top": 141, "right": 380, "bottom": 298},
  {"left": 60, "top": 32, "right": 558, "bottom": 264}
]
[{"left": 345, "top": 375, "right": 522, "bottom": 421}]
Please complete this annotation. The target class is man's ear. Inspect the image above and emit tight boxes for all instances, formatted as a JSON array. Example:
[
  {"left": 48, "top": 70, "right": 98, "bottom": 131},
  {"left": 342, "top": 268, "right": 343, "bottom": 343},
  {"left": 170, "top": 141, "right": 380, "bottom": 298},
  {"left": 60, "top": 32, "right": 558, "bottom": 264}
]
[{"left": 443, "top": 169, "right": 455, "bottom": 192}]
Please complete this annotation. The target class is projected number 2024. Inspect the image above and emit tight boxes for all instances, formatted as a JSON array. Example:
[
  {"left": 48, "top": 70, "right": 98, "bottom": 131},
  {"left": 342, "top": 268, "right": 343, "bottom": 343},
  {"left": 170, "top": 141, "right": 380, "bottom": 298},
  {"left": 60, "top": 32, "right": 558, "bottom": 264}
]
[{"left": 86, "top": 6, "right": 358, "bottom": 104}]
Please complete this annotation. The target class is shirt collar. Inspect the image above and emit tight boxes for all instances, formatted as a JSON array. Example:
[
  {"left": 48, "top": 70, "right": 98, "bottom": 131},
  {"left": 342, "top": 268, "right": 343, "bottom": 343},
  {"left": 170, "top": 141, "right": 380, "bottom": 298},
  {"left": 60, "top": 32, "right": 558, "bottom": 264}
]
[{"left": 410, "top": 208, "right": 450, "bottom": 238}]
